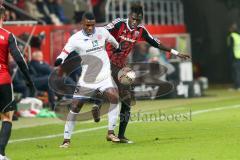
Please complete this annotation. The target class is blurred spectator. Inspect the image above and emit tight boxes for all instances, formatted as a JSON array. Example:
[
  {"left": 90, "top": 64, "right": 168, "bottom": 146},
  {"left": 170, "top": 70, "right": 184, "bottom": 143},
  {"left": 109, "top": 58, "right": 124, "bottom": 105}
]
[
  {"left": 25, "top": 0, "right": 45, "bottom": 21},
  {"left": 18, "top": 31, "right": 45, "bottom": 50},
  {"left": 16, "top": 0, "right": 25, "bottom": 10},
  {"left": 5, "top": 0, "right": 18, "bottom": 5},
  {"left": 9, "top": 55, "right": 30, "bottom": 98},
  {"left": 147, "top": 46, "right": 176, "bottom": 81},
  {"left": 132, "top": 43, "right": 148, "bottom": 62},
  {"left": 227, "top": 23, "right": 240, "bottom": 90},
  {"left": 36, "top": 0, "right": 53, "bottom": 24},
  {"left": 54, "top": 0, "right": 70, "bottom": 24},
  {"left": 44, "top": 0, "right": 62, "bottom": 25},
  {"left": 29, "top": 50, "right": 55, "bottom": 109},
  {"left": 36, "top": 0, "right": 62, "bottom": 25},
  {"left": 73, "top": 0, "right": 89, "bottom": 23},
  {"left": 4, "top": 9, "right": 17, "bottom": 21},
  {"left": 91, "top": 0, "right": 106, "bottom": 23}
]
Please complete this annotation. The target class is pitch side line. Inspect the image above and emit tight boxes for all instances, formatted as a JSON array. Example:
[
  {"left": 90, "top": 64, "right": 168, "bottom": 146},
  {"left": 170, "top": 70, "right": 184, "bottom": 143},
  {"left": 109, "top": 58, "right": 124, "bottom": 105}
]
[{"left": 9, "top": 104, "right": 240, "bottom": 144}]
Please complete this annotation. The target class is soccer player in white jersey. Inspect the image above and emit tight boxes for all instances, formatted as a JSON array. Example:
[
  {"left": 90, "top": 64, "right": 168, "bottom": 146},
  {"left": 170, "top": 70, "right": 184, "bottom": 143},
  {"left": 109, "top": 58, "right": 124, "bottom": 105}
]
[{"left": 55, "top": 12, "right": 122, "bottom": 148}]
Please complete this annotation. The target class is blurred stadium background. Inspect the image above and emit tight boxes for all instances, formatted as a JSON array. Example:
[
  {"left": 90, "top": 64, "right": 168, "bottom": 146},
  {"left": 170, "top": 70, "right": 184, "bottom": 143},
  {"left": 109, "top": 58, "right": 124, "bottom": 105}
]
[{"left": 2, "top": 0, "right": 240, "bottom": 159}]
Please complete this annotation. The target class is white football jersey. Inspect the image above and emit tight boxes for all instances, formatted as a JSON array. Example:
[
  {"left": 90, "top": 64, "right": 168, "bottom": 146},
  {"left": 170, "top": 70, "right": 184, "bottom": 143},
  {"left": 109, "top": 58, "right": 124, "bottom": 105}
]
[{"left": 58, "top": 27, "right": 119, "bottom": 84}]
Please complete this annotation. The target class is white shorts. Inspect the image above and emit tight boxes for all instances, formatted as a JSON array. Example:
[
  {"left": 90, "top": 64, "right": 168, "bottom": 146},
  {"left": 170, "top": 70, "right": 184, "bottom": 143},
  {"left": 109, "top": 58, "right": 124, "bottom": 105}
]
[{"left": 73, "top": 76, "right": 117, "bottom": 99}]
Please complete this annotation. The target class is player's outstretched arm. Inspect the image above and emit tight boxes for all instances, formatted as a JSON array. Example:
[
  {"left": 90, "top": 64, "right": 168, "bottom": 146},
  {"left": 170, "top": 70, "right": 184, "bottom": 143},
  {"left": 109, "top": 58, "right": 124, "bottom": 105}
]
[
  {"left": 158, "top": 43, "right": 191, "bottom": 60},
  {"left": 55, "top": 36, "right": 76, "bottom": 67},
  {"left": 141, "top": 27, "right": 191, "bottom": 60},
  {"left": 8, "top": 33, "right": 36, "bottom": 96}
]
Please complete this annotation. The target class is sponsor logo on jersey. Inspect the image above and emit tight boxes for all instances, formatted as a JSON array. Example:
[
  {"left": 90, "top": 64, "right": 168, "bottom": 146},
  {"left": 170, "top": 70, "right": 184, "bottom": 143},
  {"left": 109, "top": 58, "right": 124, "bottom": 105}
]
[
  {"left": 97, "top": 35, "right": 102, "bottom": 40},
  {"left": 119, "top": 35, "right": 136, "bottom": 43},
  {"left": 86, "top": 46, "right": 104, "bottom": 53},
  {"left": 0, "top": 35, "right": 4, "bottom": 40}
]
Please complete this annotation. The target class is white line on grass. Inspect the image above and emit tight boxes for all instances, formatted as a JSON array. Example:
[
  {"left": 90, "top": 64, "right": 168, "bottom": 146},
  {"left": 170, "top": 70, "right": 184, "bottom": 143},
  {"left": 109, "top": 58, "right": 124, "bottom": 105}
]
[
  {"left": 9, "top": 104, "right": 240, "bottom": 144},
  {"left": 192, "top": 104, "right": 240, "bottom": 115}
]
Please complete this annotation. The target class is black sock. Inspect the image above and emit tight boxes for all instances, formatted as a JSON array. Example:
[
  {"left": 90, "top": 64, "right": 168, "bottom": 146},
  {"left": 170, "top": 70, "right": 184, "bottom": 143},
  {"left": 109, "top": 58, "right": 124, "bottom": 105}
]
[
  {"left": 0, "top": 121, "right": 12, "bottom": 156},
  {"left": 118, "top": 103, "right": 130, "bottom": 138}
]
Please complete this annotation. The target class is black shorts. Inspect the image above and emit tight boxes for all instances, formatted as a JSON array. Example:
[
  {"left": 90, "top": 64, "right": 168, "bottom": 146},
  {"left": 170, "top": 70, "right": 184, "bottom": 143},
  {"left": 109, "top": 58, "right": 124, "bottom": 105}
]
[
  {"left": 0, "top": 84, "right": 16, "bottom": 113},
  {"left": 111, "top": 64, "right": 135, "bottom": 106}
]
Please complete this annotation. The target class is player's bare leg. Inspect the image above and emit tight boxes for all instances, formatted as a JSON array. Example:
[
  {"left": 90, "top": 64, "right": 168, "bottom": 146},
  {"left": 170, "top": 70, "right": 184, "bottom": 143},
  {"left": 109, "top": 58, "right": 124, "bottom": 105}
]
[
  {"left": 104, "top": 88, "right": 120, "bottom": 142},
  {"left": 60, "top": 99, "right": 84, "bottom": 148}
]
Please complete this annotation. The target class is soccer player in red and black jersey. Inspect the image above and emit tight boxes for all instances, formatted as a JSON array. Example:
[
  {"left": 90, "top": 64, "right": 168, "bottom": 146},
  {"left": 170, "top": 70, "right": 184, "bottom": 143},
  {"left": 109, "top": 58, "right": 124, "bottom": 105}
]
[
  {"left": 96, "top": 4, "right": 190, "bottom": 143},
  {"left": 0, "top": 6, "right": 35, "bottom": 159}
]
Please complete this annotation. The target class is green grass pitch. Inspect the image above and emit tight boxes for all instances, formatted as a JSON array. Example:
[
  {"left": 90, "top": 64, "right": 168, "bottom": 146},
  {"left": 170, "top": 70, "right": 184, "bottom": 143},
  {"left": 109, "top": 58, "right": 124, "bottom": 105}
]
[{"left": 6, "top": 88, "right": 240, "bottom": 160}]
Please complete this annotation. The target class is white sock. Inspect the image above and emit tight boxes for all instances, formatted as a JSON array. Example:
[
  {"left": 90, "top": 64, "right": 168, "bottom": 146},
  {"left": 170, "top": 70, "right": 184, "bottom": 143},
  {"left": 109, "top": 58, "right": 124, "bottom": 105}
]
[
  {"left": 64, "top": 111, "right": 78, "bottom": 140},
  {"left": 108, "top": 103, "right": 120, "bottom": 131}
]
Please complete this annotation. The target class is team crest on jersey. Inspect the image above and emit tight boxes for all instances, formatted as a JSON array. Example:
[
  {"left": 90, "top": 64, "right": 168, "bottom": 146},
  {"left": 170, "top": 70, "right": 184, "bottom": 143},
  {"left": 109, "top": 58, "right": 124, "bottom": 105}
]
[
  {"left": 97, "top": 35, "right": 102, "bottom": 40},
  {"left": 0, "top": 35, "right": 4, "bottom": 40}
]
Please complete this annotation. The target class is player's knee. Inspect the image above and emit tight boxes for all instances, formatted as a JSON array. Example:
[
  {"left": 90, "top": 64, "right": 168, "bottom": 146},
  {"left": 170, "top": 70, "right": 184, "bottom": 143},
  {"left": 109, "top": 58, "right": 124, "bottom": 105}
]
[
  {"left": 109, "top": 94, "right": 119, "bottom": 104},
  {"left": 1, "top": 112, "right": 14, "bottom": 122},
  {"left": 70, "top": 106, "right": 81, "bottom": 113},
  {"left": 105, "top": 89, "right": 119, "bottom": 104},
  {"left": 70, "top": 100, "right": 82, "bottom": 113}
]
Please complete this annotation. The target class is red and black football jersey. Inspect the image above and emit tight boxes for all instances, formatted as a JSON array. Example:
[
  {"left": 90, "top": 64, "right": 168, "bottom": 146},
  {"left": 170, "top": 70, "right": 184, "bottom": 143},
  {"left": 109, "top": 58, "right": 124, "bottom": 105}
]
[
  {"left": 0, "top": 27, "right": 30, "bottom": 85},
  {"left": 0, "top": 27, "right": 11, "bottom": 85},
  {"left": 105, "top": 18, "right": 160, "bottom": 68}
]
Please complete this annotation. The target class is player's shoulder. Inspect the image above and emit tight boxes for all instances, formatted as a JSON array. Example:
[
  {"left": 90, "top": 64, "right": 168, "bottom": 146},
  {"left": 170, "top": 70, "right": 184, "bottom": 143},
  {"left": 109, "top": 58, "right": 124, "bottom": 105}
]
[
  {"left": 137, "top": 25, "right": 154, "bottom": 38},
  {"left": 71, "top": 30, "right": 83, "bottom": 37},
  {"left": 137, "top": 25, "right": 148, "bottom": 32},
  {"left": 105, "top": 18, "right": 126, "bottom": 30},
  {"left": 0, "top": 27, "right": 11, "bottom": 34},
  {"left": 0, "top": 27, "right": 12, "bottom": 40},
  {"left": 96, "top": 27, "right": 110, "bottom": 35},
  {"left": 69, "top": 30, "right": 84, "bottom": 41},
  {"left": 96, "top": 26, "right": 106, "bottom": 31},
  {"left": 112, "top": 18, "right": 126, "bottom": 25}
]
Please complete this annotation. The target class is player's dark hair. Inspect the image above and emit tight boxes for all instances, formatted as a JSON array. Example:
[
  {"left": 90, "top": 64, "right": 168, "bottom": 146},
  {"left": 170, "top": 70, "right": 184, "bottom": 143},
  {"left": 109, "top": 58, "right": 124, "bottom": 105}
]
[
  {"left": 130, "top": 3, "right": 143, "bottom": 15},
  {"left": 0, "top": 5, "right": 5, "bottom": 18},
  {"left": 82, "top": 12, "right": 95, "bottom": 20}
]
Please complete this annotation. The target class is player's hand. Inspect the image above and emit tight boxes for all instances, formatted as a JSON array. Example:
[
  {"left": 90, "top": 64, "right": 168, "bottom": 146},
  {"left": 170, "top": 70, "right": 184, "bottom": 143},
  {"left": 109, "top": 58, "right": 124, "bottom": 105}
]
[
  {"left": 26, "top": 81, "right": 36, "bottom": 97},
  {"left": 54, "top": 58, "right": 63, "bottom": 67},
  {"left": 177, "top": 53, "right": 191, "bottom": 60}
]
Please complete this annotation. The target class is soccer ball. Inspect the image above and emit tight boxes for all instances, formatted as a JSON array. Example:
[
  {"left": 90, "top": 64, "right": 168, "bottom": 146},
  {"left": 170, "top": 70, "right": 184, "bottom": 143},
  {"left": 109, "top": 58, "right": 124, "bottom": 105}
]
[{"left": 118, "top": 67, "right": 136, "bottom": 85}]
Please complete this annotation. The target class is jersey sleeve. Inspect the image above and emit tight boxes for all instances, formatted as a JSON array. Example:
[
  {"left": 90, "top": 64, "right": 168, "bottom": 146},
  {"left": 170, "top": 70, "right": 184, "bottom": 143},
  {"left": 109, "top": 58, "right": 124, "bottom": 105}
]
[
  {"left": 57, "top": 35, "right": 76, "bottom": 61},
  {"left": 140, "top": 27, "right": 173, "bottom": 52},
  {"left": 104, "top": 18, "right": 122, "bottom": 34},
  {"left": 140, "top": 27, "right": 160, "bottom": 48},
  {"left": 8, "top": 33, "right": 32, "bottom": 83},
  {"left": 103, "top": 28, "right": 119, "bottom": 49},
  {"left": 63, "top": 35, "right": 76, "bottom": 54}
]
